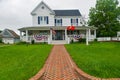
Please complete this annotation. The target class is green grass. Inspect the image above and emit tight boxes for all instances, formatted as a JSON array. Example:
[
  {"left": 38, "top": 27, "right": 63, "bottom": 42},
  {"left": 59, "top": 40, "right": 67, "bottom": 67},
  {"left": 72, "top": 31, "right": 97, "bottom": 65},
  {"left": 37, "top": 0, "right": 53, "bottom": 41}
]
[
  {"left": 65, "top": 42, "right": 120, "bottom": 78},
  {"left": 0, "top": 44, "right": 52, "bottom": 80}
]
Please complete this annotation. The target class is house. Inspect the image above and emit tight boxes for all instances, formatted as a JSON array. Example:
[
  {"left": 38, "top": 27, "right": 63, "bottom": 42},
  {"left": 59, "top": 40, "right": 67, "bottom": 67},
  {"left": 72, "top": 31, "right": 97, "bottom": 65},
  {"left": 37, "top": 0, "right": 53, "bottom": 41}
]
[
  {"left": 117, "top": 31, "right": 120, "bottom": 37},
  {"left": 18, "top": 1, "right": 97, "bottom": 45},
  {"left": 1, "top": 29, "right": 20, "bottom": 44}
]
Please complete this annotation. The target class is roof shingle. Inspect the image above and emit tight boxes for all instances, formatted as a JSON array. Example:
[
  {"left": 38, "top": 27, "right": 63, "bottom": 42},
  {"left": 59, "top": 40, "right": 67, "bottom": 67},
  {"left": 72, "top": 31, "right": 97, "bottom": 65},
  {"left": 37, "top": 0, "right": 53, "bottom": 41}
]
[
  {"left": 7, "top": 29, "right": 20, "bottom": 38},
  {"left": 54, "top": 10, "right": 81, "bottom": 16}
]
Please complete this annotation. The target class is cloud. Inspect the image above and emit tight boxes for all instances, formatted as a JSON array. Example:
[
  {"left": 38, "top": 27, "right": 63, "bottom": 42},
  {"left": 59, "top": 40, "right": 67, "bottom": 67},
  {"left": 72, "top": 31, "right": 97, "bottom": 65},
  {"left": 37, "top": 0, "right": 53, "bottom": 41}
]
[{"left": 0, "top": 0, "right": 97, "bottom": 33}]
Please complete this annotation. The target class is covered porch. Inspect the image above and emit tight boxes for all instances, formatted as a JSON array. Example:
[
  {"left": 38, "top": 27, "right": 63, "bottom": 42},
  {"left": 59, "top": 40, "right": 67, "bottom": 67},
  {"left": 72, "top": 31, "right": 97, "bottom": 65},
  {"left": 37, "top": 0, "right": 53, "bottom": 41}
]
[{"left": 18, "top": 26, "right": 97, "bottom": 45}]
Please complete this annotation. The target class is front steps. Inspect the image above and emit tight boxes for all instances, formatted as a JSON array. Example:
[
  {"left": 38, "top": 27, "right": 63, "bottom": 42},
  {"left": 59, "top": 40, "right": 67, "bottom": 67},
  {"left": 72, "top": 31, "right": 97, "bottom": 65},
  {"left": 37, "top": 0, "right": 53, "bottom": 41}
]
[{"left": 51, "top": 40, "right": 68, "bottom": 44}]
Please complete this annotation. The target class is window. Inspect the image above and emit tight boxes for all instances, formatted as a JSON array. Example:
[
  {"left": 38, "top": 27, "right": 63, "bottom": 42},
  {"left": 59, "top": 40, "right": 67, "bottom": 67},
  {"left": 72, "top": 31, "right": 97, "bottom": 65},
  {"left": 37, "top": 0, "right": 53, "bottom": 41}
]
[
  {"left": 55, "top": 19, "right": 62, "bottom": 26},
  {"left": 71, "top": 18, "right": 78, "bottom": 26},
  {"left": 44, "top": 16, "right": 49, "bottom": 24},
  {"left": 38, "top": 16, "right": 49, "bottom": 25}
]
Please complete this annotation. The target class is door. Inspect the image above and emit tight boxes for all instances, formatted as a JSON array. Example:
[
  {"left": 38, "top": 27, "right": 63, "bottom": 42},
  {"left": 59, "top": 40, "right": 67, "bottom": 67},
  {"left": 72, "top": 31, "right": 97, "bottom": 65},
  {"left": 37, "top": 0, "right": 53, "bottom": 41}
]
[
  {"left": 57, "top": 31, "right": 62, "bottom": 40},
  {"left": 53, "top": 30, "right": 63, "bottom": 40}
]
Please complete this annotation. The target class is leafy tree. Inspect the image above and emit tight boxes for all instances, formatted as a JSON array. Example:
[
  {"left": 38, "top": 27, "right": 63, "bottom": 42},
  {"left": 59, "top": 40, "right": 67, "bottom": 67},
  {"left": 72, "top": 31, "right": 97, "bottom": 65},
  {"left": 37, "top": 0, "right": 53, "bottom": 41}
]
[
  {"left": 0, "top": 30, "right": 2, "bottom": 33},
  {"left": 89, "top": 0, "right": 120, "bottom": 37}
]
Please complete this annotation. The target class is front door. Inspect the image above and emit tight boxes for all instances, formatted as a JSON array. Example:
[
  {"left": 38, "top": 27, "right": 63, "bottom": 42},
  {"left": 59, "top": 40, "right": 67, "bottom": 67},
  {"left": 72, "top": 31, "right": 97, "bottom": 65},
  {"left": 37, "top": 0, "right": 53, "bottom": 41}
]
[{"left": 52, "top": 30, "right": 64, "bottom": 40}]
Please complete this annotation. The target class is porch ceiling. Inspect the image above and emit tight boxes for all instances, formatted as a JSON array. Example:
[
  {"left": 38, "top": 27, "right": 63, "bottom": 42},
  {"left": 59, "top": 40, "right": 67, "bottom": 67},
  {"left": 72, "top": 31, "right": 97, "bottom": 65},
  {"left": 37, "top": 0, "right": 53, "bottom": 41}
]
[{"left": 18, "top": 26, "right": 97, "bottom": 31}]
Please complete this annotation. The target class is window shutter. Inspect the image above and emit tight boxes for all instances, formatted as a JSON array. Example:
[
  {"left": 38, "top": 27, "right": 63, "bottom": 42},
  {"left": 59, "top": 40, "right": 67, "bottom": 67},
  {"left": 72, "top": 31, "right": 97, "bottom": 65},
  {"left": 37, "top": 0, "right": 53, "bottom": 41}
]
[
  {"left": 55, "top": 19, "right": 56, "bottom": 26},
  {"left": 76, "top": 18, "right": 78, "bottom": 23},
  {"left": 55, "top": 19, "right": 56, "bottom": 23},
  {"left": 61, "top": 19, "right": 62, "bottom": 26},
  {"left": 38, "top": 16, "right": 40, "bottom": 24},
  {"left": 47, "top": 16, "right": 49, "bottom": 24},
  {"left": 61, "top": 19, "right": 62, "bottom": 23},
  {"left": 71, "top": 19, "right": 73, "bottom": 23}
]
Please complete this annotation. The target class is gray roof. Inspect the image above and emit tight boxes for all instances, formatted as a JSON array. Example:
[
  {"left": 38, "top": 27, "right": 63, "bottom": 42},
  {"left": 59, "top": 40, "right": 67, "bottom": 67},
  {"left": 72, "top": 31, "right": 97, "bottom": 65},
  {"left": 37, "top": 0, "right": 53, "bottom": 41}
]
[
  {"left": 54, "top": 10, "right": 81, "bottom": 16},
  {"left": 1, "top": 29, "right": 19, "bottom": 38}
]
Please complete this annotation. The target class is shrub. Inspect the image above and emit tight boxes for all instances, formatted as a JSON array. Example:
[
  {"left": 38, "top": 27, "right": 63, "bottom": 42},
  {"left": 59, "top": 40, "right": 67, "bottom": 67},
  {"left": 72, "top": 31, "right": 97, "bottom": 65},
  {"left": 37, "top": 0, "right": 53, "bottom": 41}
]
[
  {"left": 31, "top": 40, "right": 35, "bottom": 44},
  {"left": 94, "top": 38, "right": 98, "bottom": 42},
  {"left": 70, "top": 39, "right": 74, "bottom": 44},
  {"left": 79, "top": 38, "right": 86, "bottom": 43},
  {"left": 0, "top": 39, "right": 2, "bottom": 43},
  {"left": 16, "top": 41, "right": 27, "bottom": 45}
]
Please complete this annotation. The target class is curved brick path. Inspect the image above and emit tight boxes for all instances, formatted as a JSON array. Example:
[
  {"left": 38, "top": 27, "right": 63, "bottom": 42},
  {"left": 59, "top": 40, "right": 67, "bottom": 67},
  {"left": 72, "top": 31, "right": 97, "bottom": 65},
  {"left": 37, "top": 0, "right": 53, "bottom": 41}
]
[
  {"left": 40, "top": 45, "right": 80, "bottom": 80},
  {"left": 30, "top": 45, "right": 120, "bottom": 80}
]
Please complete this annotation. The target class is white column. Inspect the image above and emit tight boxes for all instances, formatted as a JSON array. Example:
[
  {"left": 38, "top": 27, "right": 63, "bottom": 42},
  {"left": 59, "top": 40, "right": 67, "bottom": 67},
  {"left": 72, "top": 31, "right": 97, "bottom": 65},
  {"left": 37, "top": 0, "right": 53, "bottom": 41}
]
[
  {"left": 20, "top": 31, "right": 22, "bottom": 40},
  {"left": 65, "top": 29, "right": 67, "bottom": 41},
  {"left": 26, "top": 30, "right": 28, "bottom": 42},
  {"left": 94, "top": 30, "right": 96, "bottom": 39},
  {"left": 86, "top": 29, "right": 89, "bottom": 45},
  {"left": 89, "top": 29, "right": 91, "bottom": 41},
  {"left": 50, "top": 30, "right": 52, "bottom": 42}
]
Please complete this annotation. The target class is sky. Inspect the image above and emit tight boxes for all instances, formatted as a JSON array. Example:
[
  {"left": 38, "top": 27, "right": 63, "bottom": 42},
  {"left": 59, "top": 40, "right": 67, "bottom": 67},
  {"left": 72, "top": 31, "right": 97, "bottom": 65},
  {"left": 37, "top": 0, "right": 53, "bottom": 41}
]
[{"left": 0, "top": 0, "right": 118, "bottom": 34}]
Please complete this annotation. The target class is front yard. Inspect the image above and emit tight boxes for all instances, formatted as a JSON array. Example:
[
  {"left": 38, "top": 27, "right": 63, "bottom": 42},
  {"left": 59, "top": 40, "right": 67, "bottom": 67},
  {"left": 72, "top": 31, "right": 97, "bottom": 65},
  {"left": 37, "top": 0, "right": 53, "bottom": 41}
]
[
  {"left": 65, "top": 42, "right": 120, "bottom": 78},
  {"left": 0, "top": 44, "right": 52, "bottom": 80}
]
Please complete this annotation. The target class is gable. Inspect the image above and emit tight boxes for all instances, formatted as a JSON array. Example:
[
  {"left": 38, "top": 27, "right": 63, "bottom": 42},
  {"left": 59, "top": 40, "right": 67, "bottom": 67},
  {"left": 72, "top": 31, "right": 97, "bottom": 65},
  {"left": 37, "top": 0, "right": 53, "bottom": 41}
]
[
  {"left": 2, "top": 30, "right": 13, "bottom": 38},
  {"left": 31, "top": 1, "right": 55, "bottom": 15},
  {"left": 1, "top": 29, "right": 19, "bottom": 38}
]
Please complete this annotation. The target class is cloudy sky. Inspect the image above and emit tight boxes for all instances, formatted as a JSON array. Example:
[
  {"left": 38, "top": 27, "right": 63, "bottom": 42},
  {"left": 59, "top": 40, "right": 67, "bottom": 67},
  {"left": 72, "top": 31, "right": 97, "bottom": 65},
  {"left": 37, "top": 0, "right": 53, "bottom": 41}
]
[{"left": 0, "top": 0, "right": 119, "bottom": 34}]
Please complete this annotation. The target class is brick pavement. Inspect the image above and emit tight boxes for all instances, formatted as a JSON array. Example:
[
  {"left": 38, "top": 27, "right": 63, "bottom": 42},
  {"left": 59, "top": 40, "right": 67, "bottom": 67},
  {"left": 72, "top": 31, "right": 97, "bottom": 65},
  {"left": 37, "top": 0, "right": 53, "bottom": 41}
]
[
  {"left": 30, "top": 45, "right": 120, "bottom": 80},
  {"left": 40, "top": 45, "right": 80, "bottom": 80}
]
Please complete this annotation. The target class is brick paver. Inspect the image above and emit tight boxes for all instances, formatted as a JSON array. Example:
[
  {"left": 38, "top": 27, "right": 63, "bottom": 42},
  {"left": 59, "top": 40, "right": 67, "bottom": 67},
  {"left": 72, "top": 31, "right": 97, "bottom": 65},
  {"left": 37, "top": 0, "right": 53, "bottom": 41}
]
[
  {"left": 30, "top": 45, "right": 120, "bottom": 80},
  {"left": 40, "top": 45, "right": 80, "bottom": 80}
]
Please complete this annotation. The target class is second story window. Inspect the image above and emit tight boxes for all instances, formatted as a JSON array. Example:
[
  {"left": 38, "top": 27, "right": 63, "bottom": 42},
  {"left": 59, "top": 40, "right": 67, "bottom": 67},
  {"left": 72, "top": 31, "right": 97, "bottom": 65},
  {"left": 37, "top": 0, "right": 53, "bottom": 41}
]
[
  {"left": 38, "top": 16, "right": 49, "bottom": 25},
  {"left": 71, "top": 18, "right": 78, "bottom": 26},
  {"left": 55, "top": 19, "right": 62, "bottom": 26}
]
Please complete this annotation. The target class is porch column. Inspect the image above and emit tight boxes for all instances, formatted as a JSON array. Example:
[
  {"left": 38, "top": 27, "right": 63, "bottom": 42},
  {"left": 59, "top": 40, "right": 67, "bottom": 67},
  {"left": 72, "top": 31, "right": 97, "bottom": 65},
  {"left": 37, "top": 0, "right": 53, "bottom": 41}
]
[
  {"left": 89, "top": 29, "right": 91, "bottom": 41},
  {"left": 20, "top": 31, "right": 22, "bottom": 40},
  {"left": 65, "top": 29, "right": 67, "bottom": 40},
  {"left": 26, "top": 30, "right": 28, "bottom": 42},
  {"left": 94, "top": 30, "right": 96, "bottom": 38},
  {"left": 50, "top": 29, "right": 52, "bottom": 42},
  {"left": 86, "top": 29, "right": 89, "bottom": 45}
]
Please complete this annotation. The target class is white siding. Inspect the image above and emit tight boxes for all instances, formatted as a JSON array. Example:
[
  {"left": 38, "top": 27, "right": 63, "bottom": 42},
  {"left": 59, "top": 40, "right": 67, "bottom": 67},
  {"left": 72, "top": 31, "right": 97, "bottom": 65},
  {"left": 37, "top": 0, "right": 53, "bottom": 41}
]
[
  {"left": 2, "top": 38, "right": 14, "bottom": 44},
  {"left": 31, "top": 2, "right": 86, "bottom": 27},
  {"left": 32, "top": 3, "right": 55, "bottom": 26}
]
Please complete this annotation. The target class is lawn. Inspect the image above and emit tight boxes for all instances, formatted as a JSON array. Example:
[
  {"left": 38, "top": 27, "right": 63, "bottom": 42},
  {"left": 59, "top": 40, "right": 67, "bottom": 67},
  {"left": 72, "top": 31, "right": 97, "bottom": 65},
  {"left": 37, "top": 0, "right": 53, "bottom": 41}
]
[
  {"left": 0, "top": 44, "right": 52, "bottom": 80},
  {"left": 65, "top": 42, "right": 120, "bottom": 78}
]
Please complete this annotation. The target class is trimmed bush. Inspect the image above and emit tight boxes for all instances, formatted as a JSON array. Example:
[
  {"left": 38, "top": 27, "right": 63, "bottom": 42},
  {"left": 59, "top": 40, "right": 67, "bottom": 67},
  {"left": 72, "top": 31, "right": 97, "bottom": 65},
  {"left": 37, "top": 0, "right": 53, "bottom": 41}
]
[
  {"left": 79, "top": 38, "right": 86, "bottom": 43},
  {"left": 94, "top": 38, "right": 98, "bottom": 42},
  {"left": 0, "top": 38, "right": 2, "bottom": 43},
  {"left": 16, "top": 41, "right": 27, "bottom": 45},
  {"left": 70, "top": 39, "right": 74, "bottom": 44},
  {"left": 31, "top": 40, "right": 35, "bottom": 44}
]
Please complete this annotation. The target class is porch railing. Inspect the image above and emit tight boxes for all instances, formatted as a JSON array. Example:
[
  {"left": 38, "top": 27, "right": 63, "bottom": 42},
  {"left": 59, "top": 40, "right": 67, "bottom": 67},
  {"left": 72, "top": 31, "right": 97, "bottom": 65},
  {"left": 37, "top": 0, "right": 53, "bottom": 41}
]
[{"left": 21, "top": 35, "right": 50, "bottom": 43}]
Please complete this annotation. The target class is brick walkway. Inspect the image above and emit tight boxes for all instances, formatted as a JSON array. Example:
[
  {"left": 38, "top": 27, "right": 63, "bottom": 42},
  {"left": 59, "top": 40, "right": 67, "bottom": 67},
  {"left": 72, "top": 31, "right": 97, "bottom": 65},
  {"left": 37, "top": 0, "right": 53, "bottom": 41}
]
[
  {"left": 40, "top": 45, "right": 80, "bottom": 80},
  {"left": 30, "top": 45, "right": 120, "bottom": 80}
]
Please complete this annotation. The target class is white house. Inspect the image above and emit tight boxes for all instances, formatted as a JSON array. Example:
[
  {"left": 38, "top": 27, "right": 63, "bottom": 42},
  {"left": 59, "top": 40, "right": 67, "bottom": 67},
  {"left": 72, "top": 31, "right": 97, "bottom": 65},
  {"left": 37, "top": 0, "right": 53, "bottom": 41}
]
[
  {"left": 1, "top": 29, "right": 20, "bottom": 44},
  {"left": 19, "top": 1, "right": 97, "bottom": 45}
]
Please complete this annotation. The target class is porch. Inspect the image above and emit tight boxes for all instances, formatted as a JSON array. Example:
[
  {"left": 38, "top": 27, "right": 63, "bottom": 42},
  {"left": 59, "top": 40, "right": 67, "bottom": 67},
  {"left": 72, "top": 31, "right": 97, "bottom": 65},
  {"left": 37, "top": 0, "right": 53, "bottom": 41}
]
[{"left": 18, "top": 26, "right": 97, "bottom": 45}]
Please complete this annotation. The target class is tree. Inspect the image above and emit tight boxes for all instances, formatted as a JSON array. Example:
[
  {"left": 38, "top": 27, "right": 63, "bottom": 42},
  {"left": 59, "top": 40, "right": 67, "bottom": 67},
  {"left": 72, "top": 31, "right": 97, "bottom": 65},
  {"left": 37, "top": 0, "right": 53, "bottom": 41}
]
[
  {"left": 0, "top": 30, "right": 2, "bottom": 33},
  {"left": 89, "top": 0, "right": 120, "bottom": 37}
]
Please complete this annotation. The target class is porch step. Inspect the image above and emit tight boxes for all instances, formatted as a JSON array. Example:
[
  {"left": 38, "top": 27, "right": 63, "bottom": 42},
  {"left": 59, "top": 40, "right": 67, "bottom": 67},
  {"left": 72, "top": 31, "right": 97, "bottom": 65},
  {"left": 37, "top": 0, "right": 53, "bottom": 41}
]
[{"left": 51, "top": 40, "right": 67, "bottom": 44}]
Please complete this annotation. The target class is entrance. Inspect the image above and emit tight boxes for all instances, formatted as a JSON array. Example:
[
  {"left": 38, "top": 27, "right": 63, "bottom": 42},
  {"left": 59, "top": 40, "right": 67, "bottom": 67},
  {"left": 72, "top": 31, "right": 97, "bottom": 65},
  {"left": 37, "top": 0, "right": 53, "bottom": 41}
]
[{"left": 52, "top": 30, "right": 65, "bottom": 40}]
